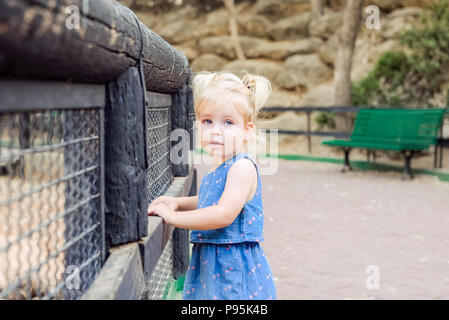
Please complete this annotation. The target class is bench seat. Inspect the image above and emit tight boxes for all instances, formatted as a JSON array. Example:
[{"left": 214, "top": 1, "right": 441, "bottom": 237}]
[{"left": 322, "top": 108, "right": 446, "bottom": 179}]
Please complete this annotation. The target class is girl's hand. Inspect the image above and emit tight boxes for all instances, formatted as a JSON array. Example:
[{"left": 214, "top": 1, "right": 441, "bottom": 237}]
[
  {"left": 147, "top": 202, "right": 173, "bottom": 225},
  {"left": 147, "top": 195, "right": 178, "bottom": 212}
]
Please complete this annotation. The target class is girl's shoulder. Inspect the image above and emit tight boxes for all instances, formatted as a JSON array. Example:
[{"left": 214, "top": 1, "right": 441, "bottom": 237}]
[
  {"left": 229, "top": 152, "right": 259, "bottom": 174},
  {"left": 227, "top": 157, "right": 257, "bottom": 178}
]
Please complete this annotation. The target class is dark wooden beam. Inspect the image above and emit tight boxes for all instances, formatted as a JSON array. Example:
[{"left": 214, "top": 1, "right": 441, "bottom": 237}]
[
  {"left": 0, "top": 0, "right": 190, "bottom": 94},
  {"left": 0, "top": 80, "right": 105, "bottom": 111}
]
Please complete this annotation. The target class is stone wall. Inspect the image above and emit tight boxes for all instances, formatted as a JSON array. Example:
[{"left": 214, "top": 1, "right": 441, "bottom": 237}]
[{"left": 123, "top": 0, "right": 439, "bottom": 156}]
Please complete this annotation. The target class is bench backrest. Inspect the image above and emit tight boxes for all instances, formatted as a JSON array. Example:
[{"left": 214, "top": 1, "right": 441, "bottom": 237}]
[{"left": 351, "top": 108, "right": 446, "bottom": 147}]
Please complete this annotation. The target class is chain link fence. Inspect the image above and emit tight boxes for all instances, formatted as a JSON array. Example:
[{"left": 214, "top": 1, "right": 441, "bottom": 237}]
[
  {"left": 144, "top": 238, "right": 174, "bottom": 300},
  {"left": 147, "top": 106, "right": 172, "bottom": 202},
  {"left": 0, "top": 109, "right": 103, "bottom": 300},
  {"left": 0, "top": 87, "right": 193, "bottom": 300}
]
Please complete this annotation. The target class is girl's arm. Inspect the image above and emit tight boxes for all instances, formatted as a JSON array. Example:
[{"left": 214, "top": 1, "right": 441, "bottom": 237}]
[
  {"left": 149, "top": 159, "right": 257, "bottom": 231},
  {"left": 176, "top": 195, "right": 198, "bottom": 211}
]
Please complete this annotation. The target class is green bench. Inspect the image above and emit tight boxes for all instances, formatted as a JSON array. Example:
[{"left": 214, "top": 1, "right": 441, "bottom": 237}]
[{"left": 322, "top": 108, "right": 446, "bottom": 179}]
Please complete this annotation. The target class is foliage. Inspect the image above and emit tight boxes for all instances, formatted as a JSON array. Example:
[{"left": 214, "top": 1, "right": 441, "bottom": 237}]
[
  {"left": 352, "top": 0, "right": 449, "bottom": 108},
  {"left": 315, "top": 112, "right": 336, "bottom": 130},
  {"left": 352, "top": 51, "right": 411, "bottom": 107}
]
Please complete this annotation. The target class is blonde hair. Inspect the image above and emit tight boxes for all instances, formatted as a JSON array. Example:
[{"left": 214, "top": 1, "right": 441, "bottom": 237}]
[{"left": 192, "top": 71, "right": 272, "bottom": 125}]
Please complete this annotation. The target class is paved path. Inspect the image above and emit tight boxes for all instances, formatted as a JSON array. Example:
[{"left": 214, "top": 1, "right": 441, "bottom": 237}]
[{"left": 194, "top": 156, "right": 449, "bottom": 299}]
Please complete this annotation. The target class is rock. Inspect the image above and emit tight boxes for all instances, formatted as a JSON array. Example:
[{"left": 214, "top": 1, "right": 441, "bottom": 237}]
[
  {"left": 198, "top": 36, "right": 267, "bottom": 59},
  {"left": 319, "top": 33, "right": 339, "bottom": 65},
  {"left": 191, "top": 54, "right": 228, "bottom": 72},
  {"left": 158, "top": 20, "right": 201, "bottom": 44},
  {"left": 241, "top": 15, "right": 272, "bottom": 38},
  {"left": 267, "top": 12, "right": 312, "bottom": 41},
  {"left": 255, "top": 0, "right": 285, "bottom": 16},
  {"left": 203, "top": 7, "right": 237, "bottom": 37},
  {"left": 298, "top": 82, "right": 335, "bottom": 106},
  {"left": 246, "top": 38, "right": 323, "bottom": 60},
  {"left": 222, "top": 59, "right": 284, "bottom": 85},
  {"left": 308, "top": 11, "right": 344, "bottom": 40},
  {"left": 380, "top": 7, "right": 422, "bottom": 39},
  {"left": 135, "top": 11, "right": 159, "bottom": 30},
  {"left": 400, "top": 0, "right": 438, "bottom": 7},
  {"left": 387, "top": 7, "right": 423, "bottom": 19},
  {"left": 158, "top": 4, "right": 252, "bottom": 44},
  {"left": 255, "top": 0, "right": 310, "bottom": 20},
  {"left": 368, "top": 0, "right": 403, "bottom": 11},
  {"left": 174, "top": 44, "right": 200, "bottom": 61},
  {"left": 351, "top": 39, "right": 402, "bottom": 82},
  {"left": 367, "top": 0, "right": 437, "bottom": 11},
  {"left": 265, "top": 88, "right": 303, "bottom": 107},
  {"left": 157, "top": 4, "right": 201, "bottom": 25},
  {"left": 276, "top": 72, "right": 301, "bottom": 90},
  {"left": 277, "top": 54, "right": 332, "bottom": 89}
]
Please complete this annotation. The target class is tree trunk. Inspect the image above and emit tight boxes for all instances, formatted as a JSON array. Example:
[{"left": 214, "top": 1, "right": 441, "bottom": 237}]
[
  {"left": 333, "top": 0, "right": 364, "bottom": 132},
  {"left": 224, "top": 0, "right": 245, "bottom": 60},
  {"left": 311, "top": 0, "right": 324, "bottom": 19}
]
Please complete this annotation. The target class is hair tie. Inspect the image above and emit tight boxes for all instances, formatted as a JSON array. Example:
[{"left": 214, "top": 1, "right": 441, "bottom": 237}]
[{"left": 246, "top": 80, "right": 255, "bottom": 91}]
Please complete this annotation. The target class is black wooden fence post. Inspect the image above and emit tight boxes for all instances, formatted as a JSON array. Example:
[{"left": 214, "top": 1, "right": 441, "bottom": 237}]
[
  {"left": 172, "top": 73, "right": 196, "bottom": 280},
  {"left": 170, "top": 83, "right": 190, "bottom": 177},
  {"left": 104, "top": 67, "right": 149, "bottom": 246},
  {"left": 172, "top": 169, "right": 196, "bottom": 279}
]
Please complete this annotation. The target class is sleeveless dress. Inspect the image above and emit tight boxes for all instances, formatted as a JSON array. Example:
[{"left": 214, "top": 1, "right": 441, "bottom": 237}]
[{"left": 182, "top": 152, "right": 277, "bottom": 300}]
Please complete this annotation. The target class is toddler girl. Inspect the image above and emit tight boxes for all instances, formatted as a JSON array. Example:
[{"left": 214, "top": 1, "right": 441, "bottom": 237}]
[{"left": 147, "top": 71, "right": 276, "bottom": 300}]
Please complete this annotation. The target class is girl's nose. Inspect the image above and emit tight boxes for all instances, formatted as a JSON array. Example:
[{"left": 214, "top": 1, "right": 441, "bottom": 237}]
[{"left": 211, "top": 123, "right": 221, "bottom": 135}]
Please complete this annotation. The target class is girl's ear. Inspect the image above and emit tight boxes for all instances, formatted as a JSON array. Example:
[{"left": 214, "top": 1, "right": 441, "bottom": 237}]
[{"left": 244, "top": 121, "right": 255, "bottom": 141}]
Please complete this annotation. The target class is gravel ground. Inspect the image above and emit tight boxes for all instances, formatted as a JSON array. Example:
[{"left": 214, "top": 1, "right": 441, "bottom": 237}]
[{"left": 194, "top": 156, "right": 449, "bottom": 300}]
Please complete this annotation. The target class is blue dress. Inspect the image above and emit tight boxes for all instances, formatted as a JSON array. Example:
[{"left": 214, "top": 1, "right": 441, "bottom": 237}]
[{"left": 182, "top": 152, "right": 276, "bottom": 300}]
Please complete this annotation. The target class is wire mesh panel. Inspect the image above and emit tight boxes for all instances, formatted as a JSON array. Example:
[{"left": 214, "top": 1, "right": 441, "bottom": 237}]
[
  {"left": 0, "top": 108, "right": 103, "bottom": 300},
  {"left": 144, "top": 238, "right": 174, "bottom": 300},
  {"left": 146, "top": 106, "right": 172, "bottom": 202}
]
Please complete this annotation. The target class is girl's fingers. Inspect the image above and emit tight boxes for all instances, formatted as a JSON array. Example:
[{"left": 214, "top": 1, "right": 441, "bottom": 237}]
[
  {"left": 148, "top": 203, "right": 171, "bottom": 224},
  {"left": 148, "top": 203, "right": 168, "bottom": 217},
  {"left": 147, "top": 204, "right": 160, "bottom": 215},
  {"left": 148, "top": 197, "right": 165, "bottom": 214}
]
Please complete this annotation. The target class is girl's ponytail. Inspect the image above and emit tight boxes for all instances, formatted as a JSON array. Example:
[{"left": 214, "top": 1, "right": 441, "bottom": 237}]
[{"left": 241, "top": 73, "right": 272, "bottom": 122}]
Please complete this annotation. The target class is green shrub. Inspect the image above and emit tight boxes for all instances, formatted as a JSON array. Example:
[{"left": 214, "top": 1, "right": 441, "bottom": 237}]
[
  {"left": 315, "top": 112, "right": 336, "bottom": 130},
  {"left": 352, "top": 51, "right": 410, "bottom": 107},
  {"left": 352, "top": 0, "right": 449, "bottom": 108}
]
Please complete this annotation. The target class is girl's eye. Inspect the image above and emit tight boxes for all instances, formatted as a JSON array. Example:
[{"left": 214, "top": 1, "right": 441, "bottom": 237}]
[
  {"left": 224, "top": 120, "right": 233, "bottom": 125},
  {"left": 202, "top": 119, "right": 212, "bottom": 125}
]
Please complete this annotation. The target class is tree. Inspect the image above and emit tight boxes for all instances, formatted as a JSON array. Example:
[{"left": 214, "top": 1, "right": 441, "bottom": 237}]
[
  {"left": 333, "top": 0, "right": 365, "bottom": 131},
  {"left": 224, "top": 0, "right": 246, "bottom": 60},
  {"left": 311, "top": 0, "right": 324, "bottom": 19}
]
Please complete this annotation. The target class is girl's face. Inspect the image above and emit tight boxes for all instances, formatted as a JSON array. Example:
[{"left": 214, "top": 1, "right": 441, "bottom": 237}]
[{"left": 197, "top": 97, "right": 254, "bottom": 162}]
